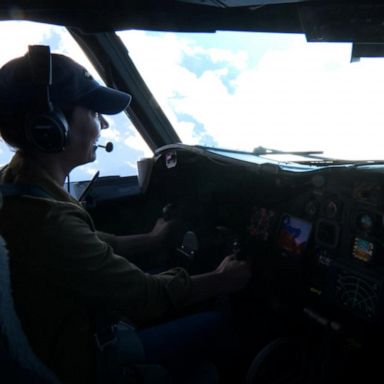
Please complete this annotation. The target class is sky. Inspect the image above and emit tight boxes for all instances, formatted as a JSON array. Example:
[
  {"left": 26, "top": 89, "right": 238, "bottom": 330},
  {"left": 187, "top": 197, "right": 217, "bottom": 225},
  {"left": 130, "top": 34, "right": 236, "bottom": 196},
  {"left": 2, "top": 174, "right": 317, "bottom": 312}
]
[
  {"left": 119, "top": 29, "right": 384, "bottom": 161},
  {"left": 1, "top": 21, "right": 384, "bottom": 181}
]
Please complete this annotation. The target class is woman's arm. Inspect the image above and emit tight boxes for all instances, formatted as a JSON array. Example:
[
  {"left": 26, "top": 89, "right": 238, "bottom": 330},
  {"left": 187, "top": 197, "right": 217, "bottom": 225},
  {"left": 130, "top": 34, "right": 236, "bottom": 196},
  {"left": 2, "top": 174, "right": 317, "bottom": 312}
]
[
  {"left": 187, "top": 255, "right": 251, "bottom": 305},
  {"left": 101, "top": 218, "right": 174, "bottom": 256}
]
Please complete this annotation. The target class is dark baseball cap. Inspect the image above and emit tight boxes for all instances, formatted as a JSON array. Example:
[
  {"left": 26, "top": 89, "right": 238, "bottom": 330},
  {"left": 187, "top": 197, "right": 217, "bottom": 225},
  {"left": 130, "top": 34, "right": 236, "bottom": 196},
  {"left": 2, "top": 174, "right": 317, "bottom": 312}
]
[{"left": 0, "top": 51, "right": 132, "bottom": 115}]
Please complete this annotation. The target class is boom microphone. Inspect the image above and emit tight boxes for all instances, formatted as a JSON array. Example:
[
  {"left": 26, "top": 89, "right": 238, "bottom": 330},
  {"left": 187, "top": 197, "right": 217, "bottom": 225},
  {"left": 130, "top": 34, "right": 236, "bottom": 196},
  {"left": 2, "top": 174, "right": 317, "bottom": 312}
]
[{"left": 97, "top": 142, "right": 114, "bottom": 152}]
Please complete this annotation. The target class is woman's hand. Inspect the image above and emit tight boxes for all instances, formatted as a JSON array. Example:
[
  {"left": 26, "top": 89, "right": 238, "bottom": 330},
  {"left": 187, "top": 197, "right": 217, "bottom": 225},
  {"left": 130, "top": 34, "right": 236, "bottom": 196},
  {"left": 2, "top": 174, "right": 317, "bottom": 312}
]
[
  {"left": 149, "top": 217, "right": 181, "bottom": 248},
  {"left": 215, "top": 255, "right": 252, "bottom": 293},
  {"left": 187, "top": 255, "right": 252, "bottom": 305}
]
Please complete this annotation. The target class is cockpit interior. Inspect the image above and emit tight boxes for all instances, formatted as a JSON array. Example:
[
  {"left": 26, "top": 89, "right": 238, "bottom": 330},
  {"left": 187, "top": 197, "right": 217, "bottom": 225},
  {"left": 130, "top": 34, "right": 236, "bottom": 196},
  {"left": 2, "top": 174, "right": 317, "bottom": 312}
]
[{"left": 1, "top": 1, "right": 384, "bottom": 383}]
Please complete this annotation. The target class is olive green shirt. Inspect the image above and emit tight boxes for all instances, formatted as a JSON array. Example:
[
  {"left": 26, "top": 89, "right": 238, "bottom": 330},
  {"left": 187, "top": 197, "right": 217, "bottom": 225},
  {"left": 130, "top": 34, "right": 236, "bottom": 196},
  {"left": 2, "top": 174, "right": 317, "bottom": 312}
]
[{"left": 0, "top": 152, "right": 191, "bottom": 384}]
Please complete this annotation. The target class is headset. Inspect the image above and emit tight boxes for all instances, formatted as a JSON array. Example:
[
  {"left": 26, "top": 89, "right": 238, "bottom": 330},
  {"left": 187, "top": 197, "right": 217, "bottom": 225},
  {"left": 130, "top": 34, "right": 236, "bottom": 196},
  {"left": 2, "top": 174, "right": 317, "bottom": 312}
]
[{"left": 24, "top": 45, "right": 69, "bottom": 153}]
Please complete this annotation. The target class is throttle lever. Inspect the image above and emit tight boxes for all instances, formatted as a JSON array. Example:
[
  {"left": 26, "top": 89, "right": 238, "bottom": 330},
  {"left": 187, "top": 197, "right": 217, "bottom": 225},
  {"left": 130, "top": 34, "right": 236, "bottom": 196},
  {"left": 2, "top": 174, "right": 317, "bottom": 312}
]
[
  {"left": 232, "top": 239, "right": 244, "bottom": 260},
  {"left": 162, "top": 203, "right": 176, "bottom": 221},
  {"left": 232, "top": 239, "right": 241, "bottom": 260}
]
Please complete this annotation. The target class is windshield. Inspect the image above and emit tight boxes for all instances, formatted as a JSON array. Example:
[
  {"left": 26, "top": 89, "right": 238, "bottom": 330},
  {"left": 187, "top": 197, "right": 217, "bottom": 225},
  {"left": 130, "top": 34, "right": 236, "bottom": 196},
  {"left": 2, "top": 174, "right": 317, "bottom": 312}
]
[{"left": 118, "top": 30, "right": 384, "bottom": 161}]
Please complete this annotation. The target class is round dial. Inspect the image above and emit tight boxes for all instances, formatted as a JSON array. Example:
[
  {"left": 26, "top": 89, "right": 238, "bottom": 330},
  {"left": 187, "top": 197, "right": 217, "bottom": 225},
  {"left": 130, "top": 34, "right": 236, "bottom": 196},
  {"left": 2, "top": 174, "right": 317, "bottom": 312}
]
[
  {"left": 336, "top": 272, "right": 380, "bottom": 320},
  {"left": 358, "top": 214, "right": 374, "bottom": 232},
  {"left": 312, "top": 174, "right": 325, "bottom": 188},
  {"left": 305, "top": 200, "right": 318, "bottom": 217},
  {"left": 325, "top": 200, "right": 338, "bottom": 219}
]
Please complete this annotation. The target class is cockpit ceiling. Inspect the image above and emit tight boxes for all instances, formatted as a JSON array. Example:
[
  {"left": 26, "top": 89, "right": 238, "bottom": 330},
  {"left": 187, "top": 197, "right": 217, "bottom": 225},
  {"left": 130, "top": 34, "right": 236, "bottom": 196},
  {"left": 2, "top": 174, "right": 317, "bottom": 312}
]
[{"left": 1, "top": 1, "right": 384, "bottom": 44}]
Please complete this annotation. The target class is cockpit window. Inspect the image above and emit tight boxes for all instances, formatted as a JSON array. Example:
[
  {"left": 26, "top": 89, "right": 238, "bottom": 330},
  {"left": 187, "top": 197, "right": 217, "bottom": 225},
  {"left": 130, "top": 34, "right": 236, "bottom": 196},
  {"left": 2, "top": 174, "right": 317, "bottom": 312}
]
[
  {"left": 118, "top": 30, "right": 384, "bottom": 162},
  {"left": 0, "top": 21, "right": 151, "bottom": 181}
]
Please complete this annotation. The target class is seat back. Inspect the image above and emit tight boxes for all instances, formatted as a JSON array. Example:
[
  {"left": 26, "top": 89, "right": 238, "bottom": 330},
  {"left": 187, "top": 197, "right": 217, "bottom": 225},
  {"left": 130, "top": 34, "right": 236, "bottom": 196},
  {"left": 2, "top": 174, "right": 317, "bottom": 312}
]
[{"left": 0, "top": 190, "right": 60, "bottom": 383}]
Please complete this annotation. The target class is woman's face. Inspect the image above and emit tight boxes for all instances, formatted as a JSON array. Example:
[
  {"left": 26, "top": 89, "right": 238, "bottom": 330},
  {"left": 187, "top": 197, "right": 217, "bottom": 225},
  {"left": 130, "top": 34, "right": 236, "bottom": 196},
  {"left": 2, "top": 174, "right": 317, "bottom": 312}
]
[{"left": 66, "top": 106, "right": 109, "bottom": 167}]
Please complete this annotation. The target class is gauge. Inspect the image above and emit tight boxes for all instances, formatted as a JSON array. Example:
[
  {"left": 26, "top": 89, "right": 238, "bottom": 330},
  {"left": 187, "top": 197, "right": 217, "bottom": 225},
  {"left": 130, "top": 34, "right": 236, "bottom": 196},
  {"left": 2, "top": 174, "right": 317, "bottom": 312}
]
[
  {"left": 352, "top": 237, "right": 374, "bottom": 263},
  {"left": 358, "top": 214, "right": 374, "bottom": 232},
  {"left": 312, "top": 174, "right": 325, "bottom": 188},
  {"left": 316, "top": 219, "right": 340, "bottom": 248},
  {"left": 336, "top": 272, "right": 380, "bottom": 320},
  {"left": 316, "top": 248, "right": 333, "bottom": 266},
  {"left": 325, "top": 200, "right": 338, "bottom": 219},
  {"left": 353, "top": 182, "right": 381, "bottom": 205},
  {"left": 305, "top": 200, "right": 318, "bottom": 217}
]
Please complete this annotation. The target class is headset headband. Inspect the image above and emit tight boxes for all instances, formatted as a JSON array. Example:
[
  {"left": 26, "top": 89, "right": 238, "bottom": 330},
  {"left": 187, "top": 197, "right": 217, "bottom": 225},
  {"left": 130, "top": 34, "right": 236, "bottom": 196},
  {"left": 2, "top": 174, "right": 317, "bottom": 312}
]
[{"left": 28, "top": 45, "right": 53, "bottom": 113}]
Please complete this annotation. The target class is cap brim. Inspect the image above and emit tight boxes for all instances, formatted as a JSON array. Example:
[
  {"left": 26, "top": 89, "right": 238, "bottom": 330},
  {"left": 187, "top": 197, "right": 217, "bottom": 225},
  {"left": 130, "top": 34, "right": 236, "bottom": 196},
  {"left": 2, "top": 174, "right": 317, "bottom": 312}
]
[{"left": 77, "top": 85, "right": 132, "bottom": 115}]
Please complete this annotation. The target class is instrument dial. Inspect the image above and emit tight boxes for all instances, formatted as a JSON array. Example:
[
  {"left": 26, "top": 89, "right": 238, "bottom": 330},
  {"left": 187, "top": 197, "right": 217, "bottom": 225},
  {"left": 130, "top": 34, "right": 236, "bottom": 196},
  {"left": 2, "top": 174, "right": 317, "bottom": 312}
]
[
  {"left": 305, "top": 200, "right": 318, "bottom": 217},
  {"left": 358, "top": 214, "right": 374, "bottom": 232},
  {"left": 325, "top": 200, "right": 338, "bottom": 219}
]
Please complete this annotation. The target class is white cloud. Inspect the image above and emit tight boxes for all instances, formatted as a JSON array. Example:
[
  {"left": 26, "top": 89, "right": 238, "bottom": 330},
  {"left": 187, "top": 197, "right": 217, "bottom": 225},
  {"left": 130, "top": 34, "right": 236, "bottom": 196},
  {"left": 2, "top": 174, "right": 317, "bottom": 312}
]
[
  {"left": 174, "top": 121, "right": 196, "bottom": 143},
  {"left": 77, "top": 164, "right": 99, "bottom": 176},
  {"left": 205, "top": 48, "right": 247, "bottom": 70},
  {"left": 120, "top": 30, "right": 384, "bottom": 160},
  {"left": 125, "top": 160, "right": 138, "bottom": 170},
  {"left": 124, "top": 132, "right": 152, "bottom": 158},
  {"left": 222, "top": 41, "right": 384, "bottom": 158},
  {"left": 0, "top": 21, "right": 55, "bottom": 66},
  {"left": 101, "top": 127, "right": 121, "bottom": 142}
]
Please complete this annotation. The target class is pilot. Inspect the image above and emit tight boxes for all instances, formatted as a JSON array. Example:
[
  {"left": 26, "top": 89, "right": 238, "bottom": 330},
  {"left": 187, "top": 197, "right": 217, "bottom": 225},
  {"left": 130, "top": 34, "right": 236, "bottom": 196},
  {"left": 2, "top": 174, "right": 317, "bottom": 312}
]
[{"left": 0, "top": 48, "right": 251, "bottom": 384}]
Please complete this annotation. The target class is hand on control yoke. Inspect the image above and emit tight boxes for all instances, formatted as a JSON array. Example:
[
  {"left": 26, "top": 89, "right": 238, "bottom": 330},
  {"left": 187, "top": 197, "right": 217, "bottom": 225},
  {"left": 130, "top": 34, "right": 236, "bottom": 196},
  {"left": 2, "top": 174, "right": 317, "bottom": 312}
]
[
  {"left": 150, "top": 204, "right": 181, "bottom": 248},
  {"left": 215, "top": 254, "right": 252, "bottom": 293}
]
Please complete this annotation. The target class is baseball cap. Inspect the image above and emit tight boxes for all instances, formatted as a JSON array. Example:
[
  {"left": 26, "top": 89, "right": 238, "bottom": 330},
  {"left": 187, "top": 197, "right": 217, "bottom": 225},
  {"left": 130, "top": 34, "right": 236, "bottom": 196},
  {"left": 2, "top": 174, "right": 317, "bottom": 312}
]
[{"left": 0, "top": 51, "right": 132, "bottom": 115}]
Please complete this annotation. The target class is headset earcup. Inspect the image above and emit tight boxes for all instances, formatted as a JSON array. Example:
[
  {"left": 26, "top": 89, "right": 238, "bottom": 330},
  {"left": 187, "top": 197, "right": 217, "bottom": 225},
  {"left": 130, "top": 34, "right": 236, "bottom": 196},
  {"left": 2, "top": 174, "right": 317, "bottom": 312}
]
[{"left": 25, "top": 106, "right": 69, "bottom": 153}]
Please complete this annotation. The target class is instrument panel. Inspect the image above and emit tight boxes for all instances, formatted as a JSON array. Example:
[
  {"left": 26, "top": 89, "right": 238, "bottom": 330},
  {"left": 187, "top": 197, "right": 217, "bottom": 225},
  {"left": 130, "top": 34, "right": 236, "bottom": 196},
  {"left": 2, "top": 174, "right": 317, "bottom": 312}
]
[
  {"left": 150, "top": 147, "right": 384, "bottom": 328},
  {"left": 247, "top": 172, "right": 384, "bottom": 324}
]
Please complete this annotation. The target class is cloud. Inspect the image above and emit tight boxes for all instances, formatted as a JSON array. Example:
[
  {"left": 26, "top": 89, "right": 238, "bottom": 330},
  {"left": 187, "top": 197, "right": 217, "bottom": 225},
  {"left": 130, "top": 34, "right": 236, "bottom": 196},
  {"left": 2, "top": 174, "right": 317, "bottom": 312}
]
[
  {"left": 125, "top": 160, "right": 138, "bottom": 170},
  {"left": 225, "top": 40, "right": 384, "bottom": 158},
  {"left": 124, "top": 132, "right": 152, "bottom": 158},
  {"left": 119, "top": 30, "right": 384, "bottom": 160},
  {"left": 203, "top": 47, "right": 247, "bottom": 70},
  {"left": 174, "top": 121, "right": 196, "bottom": 143},
  {"left": 101, "top": 127, "right": 121, "bottom": 142},
  {"left": 0, "top": 21, "right": 55, "bottom": 66},
  {"left": 76, "top": 164, "right": 99, "bottom": 177},
  {"left": 118, "top": 31, "right": 256, "bottom": 148}
]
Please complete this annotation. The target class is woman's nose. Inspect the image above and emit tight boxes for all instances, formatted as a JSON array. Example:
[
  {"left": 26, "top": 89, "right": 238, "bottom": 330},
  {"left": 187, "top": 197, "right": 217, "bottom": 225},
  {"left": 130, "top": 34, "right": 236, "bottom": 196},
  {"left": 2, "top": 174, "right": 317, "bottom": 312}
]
[{"left": 99, "top": 114, "right": 109, "bottom": 130}]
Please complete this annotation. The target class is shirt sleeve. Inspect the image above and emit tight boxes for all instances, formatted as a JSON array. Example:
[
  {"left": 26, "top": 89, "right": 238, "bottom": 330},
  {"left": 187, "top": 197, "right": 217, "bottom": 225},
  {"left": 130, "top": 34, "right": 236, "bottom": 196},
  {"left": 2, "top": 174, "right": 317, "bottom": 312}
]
[
  {"left": 30, "top": 203, "right": 192, "bottom": 324},
  {"left": 96, "top": 231, "right": 118, "bottom": 249}
]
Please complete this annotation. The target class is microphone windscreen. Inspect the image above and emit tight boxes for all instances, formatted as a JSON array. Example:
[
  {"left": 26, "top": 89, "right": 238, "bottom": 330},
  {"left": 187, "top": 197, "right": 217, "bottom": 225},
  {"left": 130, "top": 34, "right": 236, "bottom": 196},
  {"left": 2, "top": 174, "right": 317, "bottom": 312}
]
[{"left": 105, "top": 142, "right": 114, "bottom": 152}]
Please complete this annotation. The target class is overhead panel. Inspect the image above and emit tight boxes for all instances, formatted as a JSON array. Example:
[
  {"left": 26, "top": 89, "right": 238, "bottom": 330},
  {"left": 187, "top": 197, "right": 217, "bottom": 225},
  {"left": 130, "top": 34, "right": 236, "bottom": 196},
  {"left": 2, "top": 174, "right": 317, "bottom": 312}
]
[
  {"left": 351, "top": 43, "right": 384, "bottom": 61},
  {"left": 299, "top": 4, "right": 384, "bottom": 43}
]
